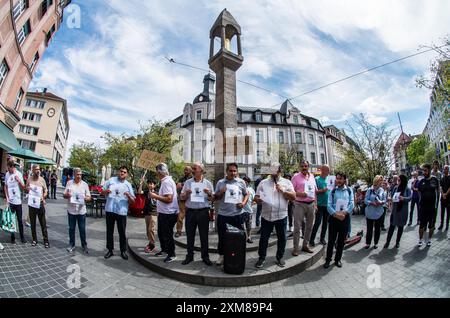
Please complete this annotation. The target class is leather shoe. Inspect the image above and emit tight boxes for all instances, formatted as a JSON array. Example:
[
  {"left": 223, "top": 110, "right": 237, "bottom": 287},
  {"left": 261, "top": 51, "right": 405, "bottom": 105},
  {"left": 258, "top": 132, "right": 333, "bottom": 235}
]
[
  {"left": 302, "top": 246, "right": 314, "bottom": 253},
  {"left": 335, "top": 261, "right": 342, "bottom": 268},
  {"left": 323, "top": 261, "right": 331, "bottom": 269},
  {"left": 182, "top": 256, "right": 194, "bottom": 265},
  {"left": 104, "top": 250, "right": 114, "bottom": 259},
  {"left": 202, "top": 258, "right": 213, "bottom": 266},
  {"left": 120, "top": 251, "right": 128, "bottom": 260}
]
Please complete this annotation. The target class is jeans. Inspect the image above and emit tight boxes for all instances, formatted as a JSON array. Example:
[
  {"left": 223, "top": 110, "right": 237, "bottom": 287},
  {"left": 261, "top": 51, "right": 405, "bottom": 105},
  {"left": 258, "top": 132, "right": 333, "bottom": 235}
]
[
  {"left": 9, "top": 204, "right": 24, "bottom": 241},
  {"left": 258, "top": 217, "right": 287, "bottom": 260},
  {"left": 185, "top": 208, "right": 210, "bottom": 259},
  {"left": 106, "top": 212, "right": 127, "bottom": 252},
  {"left": 68, "top": 213, "right": 87, "bottom": 248},
  {"left": 310, "top": 206, "right": 329, "bottom": 243},
  {"left": 217, "top": 214, "right": 244, "bottom": 256},
  {"left": 51, "top": 184, "right": 57, "bottom": 199},
  {"left": 366, "top": 216, "right": 383, "bottom": 245},
  {"left": 326, "top": 214, "right": 349, "bottom": 262},
  {"left": 158, "top": 213, "right": 178, "bottom": 257},
  {"left": 409, "top": 197, "right": 420, "bottom": 224},
  {"left": 29, "top": 206, "right": 48, "bottom": 243}
]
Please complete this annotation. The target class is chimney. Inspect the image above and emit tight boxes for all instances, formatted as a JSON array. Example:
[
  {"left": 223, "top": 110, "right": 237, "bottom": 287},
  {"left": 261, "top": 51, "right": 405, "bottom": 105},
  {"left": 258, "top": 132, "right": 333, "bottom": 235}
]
[{"left": 43, "top": 88, "right": 47, "bottom": 93}]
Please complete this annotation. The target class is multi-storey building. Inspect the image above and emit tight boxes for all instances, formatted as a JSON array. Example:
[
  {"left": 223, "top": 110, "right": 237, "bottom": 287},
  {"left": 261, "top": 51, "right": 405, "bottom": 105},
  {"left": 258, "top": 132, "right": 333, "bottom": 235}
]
[
  {"left": 172, "top": 74, "right": 329, "bottom": 180},
  {"left": 0, "top": 0, "right": 71, "bottom": 171},
  {"left": 13, "top": 90, "right": 69, "bottom": 169},
  {"left": 423, "top": 60, "right": 450, "bottom": 165}
]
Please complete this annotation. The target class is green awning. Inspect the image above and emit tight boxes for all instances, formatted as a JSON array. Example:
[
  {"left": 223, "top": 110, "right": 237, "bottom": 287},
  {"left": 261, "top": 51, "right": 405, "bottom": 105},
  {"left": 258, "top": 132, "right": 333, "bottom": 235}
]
[
  {"left": 27, "top": 158, "right": 57, "bottom": 165},
  {"left": 7, "top": 148, "right": 45, "bottom": 161},
  {"left": 0, "top": 121, "right": 20, "bottom": 151}
]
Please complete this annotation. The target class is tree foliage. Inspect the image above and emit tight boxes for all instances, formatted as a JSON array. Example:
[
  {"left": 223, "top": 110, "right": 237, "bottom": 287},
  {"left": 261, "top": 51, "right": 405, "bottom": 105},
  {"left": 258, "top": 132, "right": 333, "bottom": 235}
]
[
  {"left": 406, "top": 135, "right": 429, "bottom": 166},
  {"left": 278, "top": 146, "right": 304, "bottom": 175},
  {"left": 67, "top": 142, "right": 103, "bottom": 176},
  {"left": 338, "top": 114, "right": 396, "bottom": 185}
]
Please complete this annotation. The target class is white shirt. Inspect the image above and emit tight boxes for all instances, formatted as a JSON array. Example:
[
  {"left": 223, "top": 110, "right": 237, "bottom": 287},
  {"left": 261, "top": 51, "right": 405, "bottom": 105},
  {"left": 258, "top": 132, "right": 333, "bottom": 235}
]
[
  {"left": 64, "top": 180, "right": 91, "bottom": 215},
  {"left": 5, "top": 170, "right": 24, "bottom": 205},
  {"left": 256, "top": 177, "right": 294, "bottom": 222},
  {"left": 157, "top": 176, "right": 179, "bottom": 214}
]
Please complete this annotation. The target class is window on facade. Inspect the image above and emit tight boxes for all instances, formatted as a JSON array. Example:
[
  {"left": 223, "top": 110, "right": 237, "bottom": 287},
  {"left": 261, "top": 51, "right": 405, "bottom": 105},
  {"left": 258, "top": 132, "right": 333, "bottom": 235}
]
[
  {"left": 14, "top": 88, "right": 24, "bottom": 111},
  {"left": 196, "top": 110, "right": 202, "bottom": 120},
  {"left": 257, "top": 150, "right": 265, "bottom": 163},
  {"left": 308, "top": 134, "right": 315, "bottom": 145},
  {"left": 18, "top": 139, "right": 36, "bottom": 151},
  {"left": 256, "top": 130, "right": 263, "bottom": 143},
  {"left": 278, "top": 131, "right": 284, "bottom": 144},
  {"left": 45, "top": 24, "right": 56, "bottom": 46},
  {"left": 25, "top": 99, "right": 45, "bottom": 109},
  {"left": 19, "top": 125, "right": 39, "bottom": 136},
  {"left": 194, "top": 150, "right": 202, "bottom": 162},
  {"left": 30, "top": 52, "right": 39, "bottom": 71},
  {"left": 320, "top": 153, "right": 325, "bottom": 165},
  {"left": 41, "top": 0, "right": 53, "bottom": 17},
  {"left": 293, "top": 115, "right": 299, "bottom": 124},
  {"left": 18, "top": 19, "right": 31, "bottom": 45},
  {"left": 13, "top": 0, "right": 29, "bottom": 21},
  {"left": 255, "top": 112, "right": 262, "bottom": 122},
  {"left": 295, "top": 132, "right": 302, "bottom": 144},
  {"left": 297, "top": 151, "right": 304, "bottom": 161},
  {"left": 275, "top": 114, "right": 281, "bottom": 123},
  {"left": 0, "top": 59, "right": 9, "bottom": 88},
  {"left": 310, "top": 152, "right": 316, "bottom": 165},
  {"left": 319, "top": 136, "right": 324, "bottom": 147}
]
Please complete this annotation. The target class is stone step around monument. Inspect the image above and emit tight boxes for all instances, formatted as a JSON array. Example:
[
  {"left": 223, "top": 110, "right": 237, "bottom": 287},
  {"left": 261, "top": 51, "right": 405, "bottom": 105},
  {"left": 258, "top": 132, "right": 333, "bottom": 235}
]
[{"left": 128, "top": 238, "right": 324, "bottom": 287}]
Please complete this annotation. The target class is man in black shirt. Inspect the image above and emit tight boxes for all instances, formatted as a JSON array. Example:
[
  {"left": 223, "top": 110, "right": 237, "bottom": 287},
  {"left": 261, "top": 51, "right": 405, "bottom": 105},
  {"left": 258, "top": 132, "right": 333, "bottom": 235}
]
[
  {"left": 438, "top": 165, "right": 450, "bottom": 231},
  {"left": 417, "top": 164, "right": 440, "bottom": 247}
]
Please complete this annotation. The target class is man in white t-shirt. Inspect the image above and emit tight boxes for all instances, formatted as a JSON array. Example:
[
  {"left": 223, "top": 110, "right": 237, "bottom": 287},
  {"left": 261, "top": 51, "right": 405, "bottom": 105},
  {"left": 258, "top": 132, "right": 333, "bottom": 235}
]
[
  {"left": 4, "top": 160, "right": 26, "bottom": 245},
  {"left": 63, "top": 167, "right": 91, "bottom": 254}
]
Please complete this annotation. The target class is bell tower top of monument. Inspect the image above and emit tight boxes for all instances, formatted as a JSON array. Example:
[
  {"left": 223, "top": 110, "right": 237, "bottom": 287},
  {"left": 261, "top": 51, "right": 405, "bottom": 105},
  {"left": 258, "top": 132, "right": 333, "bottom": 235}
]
[{"left": 210, "top": 9, "right": 242, "bottom": 38}]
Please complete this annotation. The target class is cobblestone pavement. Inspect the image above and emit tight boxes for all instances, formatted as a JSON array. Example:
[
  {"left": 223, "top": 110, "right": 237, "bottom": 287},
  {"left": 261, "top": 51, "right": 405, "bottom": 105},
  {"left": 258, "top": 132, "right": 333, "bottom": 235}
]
[{"left": 0, "top": 193, "right": 449, "bottom": 298}]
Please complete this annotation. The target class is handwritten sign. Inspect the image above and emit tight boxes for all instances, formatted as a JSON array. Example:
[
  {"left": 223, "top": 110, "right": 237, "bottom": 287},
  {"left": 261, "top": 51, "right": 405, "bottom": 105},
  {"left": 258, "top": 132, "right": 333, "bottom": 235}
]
[{"left": 136, "top": 150, "right": 166, "bottom": 170}]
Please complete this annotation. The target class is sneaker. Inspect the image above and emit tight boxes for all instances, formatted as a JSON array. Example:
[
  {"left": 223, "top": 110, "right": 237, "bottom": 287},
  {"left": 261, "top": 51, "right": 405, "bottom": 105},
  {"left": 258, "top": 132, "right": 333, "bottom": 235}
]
[
  {"left": 216, "top": 255, "right": 224, "bottom": 265},
  {"left": 417, "top": 240, "right": 423, "bottom": 247},
  {"left": 0, "top": 243, "right": 4, "bottom": 250},
  {"left": 31, "top": 241, "right": 37, "bottom": 247},
  {"left": 144, "top": 245, "right": 152, "bottom": 253},
  {"left": 154, "top": 251, "right": 165, "bottom": 257},
  {"left": 164, "top": 255, "right": 177, "bottom": 263},
  {"left": 44, "top": 242, "right": 50, "bottom": 249},
  {"left": 323, "top": 261, "right": 330, "bottom": 269},
  {"left": 407, "top": 222, "right": 412, "bottom": 226},
  {"left": 438, "top": 225, "right": 443, "bottom": 231},
  {"left": 255, "top": 258, "right": 265, "bottom": 269},
  {"left": 383, "top": 243, "right": 389, "bottom": 249},
  {"left": 373, "top": 245, "right": 378, "bottom": 249},
  {"left": 21, "top": 238, "right": 27, "bottom": 244},
  {"left": 276, "top": 258, "right": 286, "bottom": 267},
  {"left": 247, "top": 238, "right": 253, "bottom": 244},
  {"left": 66, "top": 246, "right": 76, "bottom": 253},
  {"left": 426, "top": 241, "right": 432, "bottom": 247},
  {"left": 25, "top": 222, "right": 31, "bottom": 228},
  {"left": 395, "top": 243, "right": 400, "bottom": 248}
]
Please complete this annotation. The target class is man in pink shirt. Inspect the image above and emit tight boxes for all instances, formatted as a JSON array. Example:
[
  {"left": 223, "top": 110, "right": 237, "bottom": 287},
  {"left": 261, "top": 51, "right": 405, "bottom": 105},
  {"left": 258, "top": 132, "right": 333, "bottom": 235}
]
[{"left": 291, "top": 160, "right": 317, "bottom": 255}]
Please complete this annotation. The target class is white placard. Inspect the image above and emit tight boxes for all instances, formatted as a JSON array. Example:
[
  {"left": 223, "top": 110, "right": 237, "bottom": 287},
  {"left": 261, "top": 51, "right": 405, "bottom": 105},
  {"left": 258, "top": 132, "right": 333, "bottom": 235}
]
[
  {"left": 70, "top": 192, "right": 86, "bottom": 205},
  {"left": 305, "top": 181, "right": 316, "bottom": 199},
  {"left": 109, "top": 183, "right": 127, "bottom": 200},
  {"left": 224, "top": 184, "right": 242, "bottom": 204},
  {"left": 392, "top": 192, "right": 401, "bottom": 203},
  {"left": 7, "top": 185, "right": 20, "bottom": 202},
  {"left": 190, "top": 182, "right": 206, "bottom": 203},
  {"left": 326, "top": 176, "right": 336, "bottom": 191},
  {"left": 336, "top": 199, "right": 348, "bottom": 212}
]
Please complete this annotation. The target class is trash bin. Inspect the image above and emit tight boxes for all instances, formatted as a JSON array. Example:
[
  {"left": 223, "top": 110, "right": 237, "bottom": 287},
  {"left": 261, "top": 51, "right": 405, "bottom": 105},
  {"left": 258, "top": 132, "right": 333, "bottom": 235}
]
[{"left": 223, "top": 223, "right": 246, "bottom": 274}]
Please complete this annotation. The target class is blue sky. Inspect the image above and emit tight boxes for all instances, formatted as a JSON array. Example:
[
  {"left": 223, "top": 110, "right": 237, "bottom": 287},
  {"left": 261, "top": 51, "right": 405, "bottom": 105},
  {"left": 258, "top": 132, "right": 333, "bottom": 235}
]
[{"left": 31, "top": 0, "right": 450, "bottom": 151}]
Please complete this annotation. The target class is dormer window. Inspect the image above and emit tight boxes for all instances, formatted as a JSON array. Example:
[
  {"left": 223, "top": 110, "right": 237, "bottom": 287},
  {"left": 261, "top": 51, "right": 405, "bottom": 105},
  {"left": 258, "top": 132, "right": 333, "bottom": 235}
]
[
  {"left": 196, "top": 110, "right": 202, "bottom": 120},
  {"left": 293, "top": 115, "right": 299, "bottom": 124},
  {"left": 237, "top": 111, "right": 242, "bottom": 121},
  {"left": 255, "top": 112, "right": 262, "bottom": 122},
  {"left": 275, "top": 114, "right": 281, "bottom": 123}
]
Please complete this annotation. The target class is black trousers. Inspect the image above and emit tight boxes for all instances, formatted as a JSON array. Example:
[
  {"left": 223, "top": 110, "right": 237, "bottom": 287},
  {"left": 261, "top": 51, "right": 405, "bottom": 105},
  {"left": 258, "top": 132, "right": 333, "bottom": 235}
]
[
  {"left": 288, "top": 202, "right": 294, "bottom": 228},
  {"left": 440, "top": 198, "right": 450, "bottom": 228},
  {"left": 386, "top": 225, "right": 404, "bottom": 245},
  {"left": 326, "top": 214, "right": 349, "bottom": 263},
  {"left": 409, "top": 198, "right": 420, "bottom": 223},
  {"left": 217, "top": 214, "right": 244, "bottom": 256},
  {"left": 9, "top": 204, "right": 24, "bottom": 241},
  {"left": 106, "top": 212, "right": 127, "bottom": 252},
  {"left": 366, "top": 216, "right": 383, "bottom": 245},
  {"left": 29, "top": 206, "right": 48, "bottom": 243},
  {"left": 158, "top": 213, "right": 178, "bottom": 257},
  {"left": 185, "top": 208, "right": 210, "bottom": 259},
  {"left": 51, "top": 185, "right": 57, "bottom": 199},
  {"left": 310, "top": 205, "right": 329, "bottom": 243}
]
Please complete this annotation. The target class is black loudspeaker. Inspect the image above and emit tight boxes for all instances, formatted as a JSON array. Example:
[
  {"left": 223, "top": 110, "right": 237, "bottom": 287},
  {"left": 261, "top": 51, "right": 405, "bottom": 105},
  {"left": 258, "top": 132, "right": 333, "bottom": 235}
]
[{"left": 223, "top": 223, "right": 246, "bottom": 274}]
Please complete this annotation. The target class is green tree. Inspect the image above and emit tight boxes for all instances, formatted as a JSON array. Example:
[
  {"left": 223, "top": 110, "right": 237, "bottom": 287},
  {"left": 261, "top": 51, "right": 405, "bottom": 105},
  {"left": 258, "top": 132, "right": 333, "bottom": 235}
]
[
  {"left": 406, "top": 135, "right": 429, "bottom": 166},
  {"left": 68, "top": 142, "right": 103, "bottom": 175},
  {"left": 278, "top": 146, "right": 303, "bottom": 175},
  {"left": 338, "top": 114, "right": 396, "bottom": 185}
]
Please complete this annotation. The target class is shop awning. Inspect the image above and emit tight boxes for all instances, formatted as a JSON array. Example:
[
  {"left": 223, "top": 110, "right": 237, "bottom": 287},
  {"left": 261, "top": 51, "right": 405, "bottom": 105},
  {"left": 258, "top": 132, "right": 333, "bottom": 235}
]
[
  {"left": 0, "top": 121, "right": 20, "bottom": 151},
  {"left": 7, "top": 148, "right": 46, "bottom": 161},
  {"left": 27, "top": 158, "right": 57, "bottom": 165}
]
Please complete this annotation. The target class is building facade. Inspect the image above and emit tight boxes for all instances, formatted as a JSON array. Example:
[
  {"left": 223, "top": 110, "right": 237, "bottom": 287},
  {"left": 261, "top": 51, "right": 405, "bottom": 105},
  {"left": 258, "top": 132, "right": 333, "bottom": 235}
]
[
  {"left": 393, "top": 132, "right": 416, "bottom": 174},
  {"left": 0, "top": 0, "right": 71, "bottom": 172},
  {"left": 13, "top": 90, "right": 69, "bottom": 169},
  {"left": 423, "top": 60, "right": 450, "bottom": 165},
  {"left": 172, "top": 75, "right": 329, "bottom": 180}
]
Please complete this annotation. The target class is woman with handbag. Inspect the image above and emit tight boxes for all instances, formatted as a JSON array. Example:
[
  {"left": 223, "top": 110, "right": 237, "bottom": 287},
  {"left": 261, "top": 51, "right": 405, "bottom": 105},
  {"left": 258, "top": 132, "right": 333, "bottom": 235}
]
[
  {"left": 26, "top": 164, "right": 49, "bottom": 248},
  {"left": 384, "top": 175, "right": 411, "bottom": 248}
]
